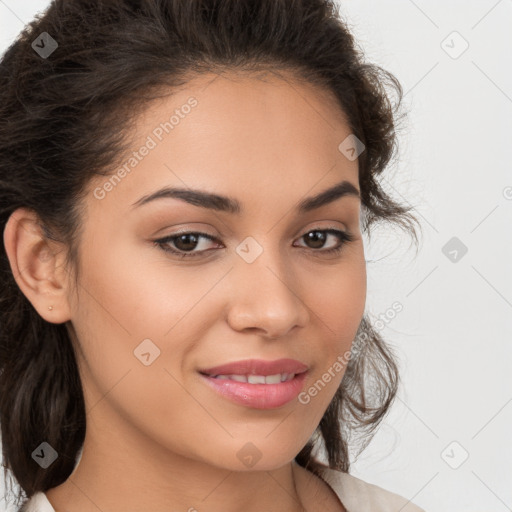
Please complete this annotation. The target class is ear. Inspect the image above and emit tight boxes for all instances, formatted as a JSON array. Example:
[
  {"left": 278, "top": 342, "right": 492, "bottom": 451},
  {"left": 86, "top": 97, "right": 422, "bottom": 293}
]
[{"left": 3, "top": 207, "right": 73, "bottom": 324}]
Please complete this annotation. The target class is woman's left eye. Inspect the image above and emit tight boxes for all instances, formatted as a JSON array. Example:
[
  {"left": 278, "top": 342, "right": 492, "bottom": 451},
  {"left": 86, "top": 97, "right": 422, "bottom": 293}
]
[{"left": 153, "top": 228, "right": 355, "bottom": 260}]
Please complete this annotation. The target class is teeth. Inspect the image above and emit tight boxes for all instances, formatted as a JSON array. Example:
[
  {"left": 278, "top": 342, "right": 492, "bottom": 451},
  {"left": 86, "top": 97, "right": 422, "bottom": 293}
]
[
  {"left": 248, "top": 375, "right": 266, "bottom": 384},
  {"left": 212, "top": 373, "right": 296, "bottom": 383}
]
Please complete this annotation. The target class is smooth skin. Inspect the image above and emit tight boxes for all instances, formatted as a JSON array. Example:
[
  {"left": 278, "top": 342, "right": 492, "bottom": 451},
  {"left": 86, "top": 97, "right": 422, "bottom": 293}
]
[{"left": 4, "top": 70, "right": 366, "bottom": 512}]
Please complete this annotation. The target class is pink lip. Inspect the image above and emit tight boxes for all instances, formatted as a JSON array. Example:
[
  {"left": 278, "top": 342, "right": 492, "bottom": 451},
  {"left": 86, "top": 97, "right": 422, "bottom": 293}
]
[
  {"left": 199, "top": 371, "right": 309, "bottom": 409},
  {"left": 199, "top": 358, "right": 309, "bottom": 377}
]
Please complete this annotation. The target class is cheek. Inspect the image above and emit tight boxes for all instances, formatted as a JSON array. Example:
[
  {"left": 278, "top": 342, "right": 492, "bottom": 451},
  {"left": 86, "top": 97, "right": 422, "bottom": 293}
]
[
  {"left": 76, "top": 233, "right": 205, "bottom": 342},
  {"left": 69, "top": 236, "right": 220, "bottom": 416},
  {"left": 69, "top": 252, "right": 210, "bottom": 457},
  {"left": 297, "top": 254, "right": 366, "bottom": 409},
  {"left": 303, "top": 252, "right": 366, "bottom": 345}
]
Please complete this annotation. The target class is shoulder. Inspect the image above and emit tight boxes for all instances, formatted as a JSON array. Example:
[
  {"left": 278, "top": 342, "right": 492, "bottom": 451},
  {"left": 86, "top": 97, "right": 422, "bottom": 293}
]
[
  {"left": 317, "top": 466, "right": 427, "bottom": 512},
  {"left": 17, "top": 492, "right": 55, "bottom": 512}
]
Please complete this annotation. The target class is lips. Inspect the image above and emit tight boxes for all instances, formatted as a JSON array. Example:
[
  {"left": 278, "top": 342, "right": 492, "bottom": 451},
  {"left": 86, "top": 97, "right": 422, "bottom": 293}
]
[
  {"left": 198, "top": 358, "right": 309, "bottom": 378},
  {"left": 199, "top": 368, "right": 309, "bottom": 409}
]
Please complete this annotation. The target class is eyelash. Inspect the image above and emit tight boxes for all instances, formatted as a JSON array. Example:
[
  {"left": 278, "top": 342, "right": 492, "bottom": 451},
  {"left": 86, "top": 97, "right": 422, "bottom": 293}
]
[{"left": 153, "top": 228, "right": 355, "bottom": 259}]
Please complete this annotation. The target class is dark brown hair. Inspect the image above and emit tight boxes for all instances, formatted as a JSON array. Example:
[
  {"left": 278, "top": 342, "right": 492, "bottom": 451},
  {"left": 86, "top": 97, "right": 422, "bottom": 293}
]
[{"left": 0, "top": 0, "right": 421, "bottom": 508}]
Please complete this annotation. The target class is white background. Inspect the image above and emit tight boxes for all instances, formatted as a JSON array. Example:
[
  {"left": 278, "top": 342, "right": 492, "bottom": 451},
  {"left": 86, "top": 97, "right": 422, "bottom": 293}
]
[{"left": 1, "top": 1, "right": 511, "bottom": 511}]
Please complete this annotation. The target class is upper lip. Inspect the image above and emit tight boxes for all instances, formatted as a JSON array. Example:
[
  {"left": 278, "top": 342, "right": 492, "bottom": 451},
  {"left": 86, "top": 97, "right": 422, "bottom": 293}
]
[{"left": 199, "top": 358, "right": 309, "bottom": 377}]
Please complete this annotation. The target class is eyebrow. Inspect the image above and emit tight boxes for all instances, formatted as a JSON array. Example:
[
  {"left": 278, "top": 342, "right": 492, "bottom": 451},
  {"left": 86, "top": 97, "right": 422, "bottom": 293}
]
[{"left": 130, "top": 179, "right": 360, "bottom": 215}]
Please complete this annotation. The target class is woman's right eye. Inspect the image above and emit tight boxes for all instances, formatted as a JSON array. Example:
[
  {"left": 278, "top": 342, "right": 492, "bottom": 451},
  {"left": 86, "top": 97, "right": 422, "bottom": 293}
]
[{"left": 153, "top": 232, "right": 221, "bottom": 259}]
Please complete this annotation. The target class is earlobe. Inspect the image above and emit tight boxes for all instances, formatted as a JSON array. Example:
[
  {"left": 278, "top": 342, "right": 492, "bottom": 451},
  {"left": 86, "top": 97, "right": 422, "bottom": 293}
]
[{"left": 3, "top": 207, "right": 72, "bottom": 324}]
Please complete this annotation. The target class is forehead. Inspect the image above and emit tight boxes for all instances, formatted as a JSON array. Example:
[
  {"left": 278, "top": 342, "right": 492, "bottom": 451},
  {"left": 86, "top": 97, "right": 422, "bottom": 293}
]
[
  {"left": 168, "top": 69, "right": 350, "bottom": 133},
  {"left": 85, "top": 70, "right": 359, "bottom": 217}
]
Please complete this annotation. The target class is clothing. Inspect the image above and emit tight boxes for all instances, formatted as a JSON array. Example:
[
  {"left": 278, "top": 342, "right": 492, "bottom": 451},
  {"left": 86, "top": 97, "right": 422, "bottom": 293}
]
[
  {"left": 318, "top": 466, "right": 426, "bottom": 511},
  {"left": 18, "top": 466, "right": 426, "bottom": 512}
]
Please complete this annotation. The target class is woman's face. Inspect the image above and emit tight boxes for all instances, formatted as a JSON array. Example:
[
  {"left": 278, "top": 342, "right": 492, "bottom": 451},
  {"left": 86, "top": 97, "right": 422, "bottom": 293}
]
[{"left": 65, "top": 71, "right": 366, "bottom": 472}]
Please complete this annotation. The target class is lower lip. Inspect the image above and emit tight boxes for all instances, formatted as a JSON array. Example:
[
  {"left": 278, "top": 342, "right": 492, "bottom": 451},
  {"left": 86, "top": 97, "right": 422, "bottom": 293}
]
[{"left": 199, "top": 372, "right": 308, "bottom": 409}]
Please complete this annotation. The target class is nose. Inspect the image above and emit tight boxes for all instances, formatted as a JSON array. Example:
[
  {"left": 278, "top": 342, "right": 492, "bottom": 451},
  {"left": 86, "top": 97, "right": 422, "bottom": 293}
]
[{"left": 225, "top": 246, "right": 310, "bottom": 339}]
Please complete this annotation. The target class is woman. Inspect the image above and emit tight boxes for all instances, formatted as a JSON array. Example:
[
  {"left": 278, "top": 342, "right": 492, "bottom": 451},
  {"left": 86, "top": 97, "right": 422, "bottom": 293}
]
[{"left": 0, "top": 1, "right": 424, "bottom": 511}]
